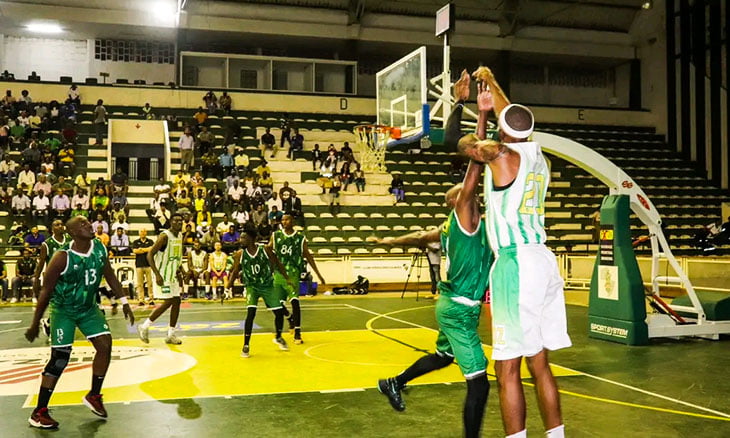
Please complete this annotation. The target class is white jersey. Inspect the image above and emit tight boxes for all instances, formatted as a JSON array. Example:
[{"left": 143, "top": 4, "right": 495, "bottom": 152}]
[
  {"left": 210, "top": 251, "right": 227, "bottom": 271},
  {"left": 190, "top": 250, "right": 207, "bottom": 270},
  {"left": 483, "top": 141, "right": 548, "bottom": 252},
  {"left": 153, "top": 230, "right": 183, "bottom": 282}
]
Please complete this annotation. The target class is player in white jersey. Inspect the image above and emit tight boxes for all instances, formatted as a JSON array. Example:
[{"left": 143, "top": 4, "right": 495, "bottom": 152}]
[
  {"left": 137, "top": 213, "right": 185, "bottom": 345},
  {"left": 209, "top": 241, "right": 230, "bottom": 301},
  {"left": 456, "top": 67, "right": 571, "bottom": 438},
  {"left": 184, "top": 240, "right": 209, "bottom": 298}
]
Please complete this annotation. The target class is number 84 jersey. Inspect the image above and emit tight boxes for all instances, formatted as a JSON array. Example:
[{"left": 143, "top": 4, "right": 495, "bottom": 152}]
[
  {"left": 51, "top": 239, "right": 109, "bottom": 312},
  {"left": 483, "top": 141, "right": 549, "bottom": 252}
]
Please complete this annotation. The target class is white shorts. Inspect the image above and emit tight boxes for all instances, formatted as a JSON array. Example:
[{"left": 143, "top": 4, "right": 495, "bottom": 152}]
[
  {"left": 490, "top": 244, "right": 571, "bottom": 361},
  {"left": 152, "top": 280, "right": 181, "bottom": 299}
]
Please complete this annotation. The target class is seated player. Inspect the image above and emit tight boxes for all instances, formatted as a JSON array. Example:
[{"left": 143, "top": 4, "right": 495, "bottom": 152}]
[
  {"left": 229, "top": 228, "right": 295, "bottom": 358},
  {"left": 185, "top": 240, "right": 209, "bottom": 298},
  {"left": 208, "top": 241, "right": 229, "bottom": 301}
]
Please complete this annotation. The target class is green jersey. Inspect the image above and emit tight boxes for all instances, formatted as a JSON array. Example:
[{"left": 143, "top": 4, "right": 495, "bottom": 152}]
[
  {"left": 483, "top": 141, "right": 548, "bottom": 251},
  {"left": 240, "top": 244, "right": 273, "bottom": 290},
  {"left": 272, "top": 229, "right": 305, "bottom": 275},
  {"left": 154, "top": 230, "right": 183, "bottom": 282},
  {"left": 438, "top": 210, "right": 492, "bottom": 302},
  {"left": 51, "top": 239, "right": 108, "bottom": 312},
  {"left": 43, "top": 235, "right": 69, "bottom": 264}
]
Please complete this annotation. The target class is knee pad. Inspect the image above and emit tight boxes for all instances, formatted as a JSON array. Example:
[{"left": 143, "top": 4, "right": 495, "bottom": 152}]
[{"left": 43, "top": 346, "right": 72, "bottom": 377}]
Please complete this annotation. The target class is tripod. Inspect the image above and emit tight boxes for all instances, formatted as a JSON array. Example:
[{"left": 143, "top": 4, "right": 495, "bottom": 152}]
[{"left": 401, "top": 248, "right": 428, "bottom": 301}]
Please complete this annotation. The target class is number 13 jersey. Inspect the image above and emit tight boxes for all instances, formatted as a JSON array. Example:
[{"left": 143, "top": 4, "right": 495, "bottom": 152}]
[
  {"left": 51, "top": 239, "right": 108, "bottom": 312},
  {"left": 483, "top": 141, "right": 549, "bottom": 251}
]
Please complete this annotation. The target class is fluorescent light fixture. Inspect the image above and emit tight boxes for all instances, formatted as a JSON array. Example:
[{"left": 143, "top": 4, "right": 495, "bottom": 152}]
[
  {"left": 26, "top": 23, "right": 63, "bottom": 34},
  {"left": 641, "top": 0, "right": 653, "bottom": 10},
  {"left": 152, "top": 1, "right": 177, "bottom": 21}
]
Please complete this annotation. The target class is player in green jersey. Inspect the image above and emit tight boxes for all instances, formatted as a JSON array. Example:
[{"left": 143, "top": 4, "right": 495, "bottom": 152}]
[
  {"left": 268, "top": 214, "right": 326, "bottom": 344},
  {"left": 24, "top": 216, "right": 135, "bottom": 429},
  {"left": 138, "top": 213, "right": 185, "bottom": 345},
  {"left": 32, "top": 219, "right": 68, "bottom": 338},
  {"left": 370, "top": 158, "right": 492, "bottom": 438},
  {"left": 456, "top": 67, "right": 570, "bottom": 438},
  {"left": 230, "top": 228, "right": 295, "bottom": 358}
]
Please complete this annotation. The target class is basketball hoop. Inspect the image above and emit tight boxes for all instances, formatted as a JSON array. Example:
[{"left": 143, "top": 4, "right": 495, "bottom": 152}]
[{"left": 354, "top": 124, "right": 393, "bottom": 173}]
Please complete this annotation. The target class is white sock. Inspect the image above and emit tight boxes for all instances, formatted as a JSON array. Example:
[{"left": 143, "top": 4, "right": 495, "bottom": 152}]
[
  {"left": 167, "top": 326, "right": 175, "bottom": 338},
  {"left": 506, "top": 430, "right": 527, "bottom": 438},
  {"left": 546, "top": 425, "right": 564, "bottom": 438},
  {"left": 141, "top": 318, "right": 152, "bottom": 329}
]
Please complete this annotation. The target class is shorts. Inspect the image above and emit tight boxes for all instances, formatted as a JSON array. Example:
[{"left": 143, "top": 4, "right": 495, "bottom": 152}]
[
  {"left": 273, "top": 271, "right": 299, "bottom": 302},
  {"left": 210, "top": 270, "right": 228, "bottom": 280},
  {"left": 50, "top": 306, "right": 110, "bottom": 347},
  {"left": 490, "top": 244, "right": 572, "bottom": 361},
  {"left": 246, "top": 286, "right": 282, "bottom": 309},
  {"left": 434, "top": 295, "right": 487, "bottom": 378},
  {"left": 153, "top": 280, "right": 181, "bottom": 299}
]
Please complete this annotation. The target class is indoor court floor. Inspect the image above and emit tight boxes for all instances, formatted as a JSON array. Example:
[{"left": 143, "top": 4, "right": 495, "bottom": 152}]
[{"left": 1, "top": 293, "right": 729, "bottom": 437}]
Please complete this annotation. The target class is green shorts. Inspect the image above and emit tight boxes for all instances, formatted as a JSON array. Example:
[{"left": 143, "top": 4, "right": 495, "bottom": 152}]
[
  {"left": 50, "top": 306, "right": 110, "bottom": 347},
  {"left": 434, "top": 295, "right": 487, "bottom": 378},
  {"left": 273, "top": 271, "right": 300, "bottom": 302},
  {"left": 246, "top": 286, "right": 282, "bottom": 309}
]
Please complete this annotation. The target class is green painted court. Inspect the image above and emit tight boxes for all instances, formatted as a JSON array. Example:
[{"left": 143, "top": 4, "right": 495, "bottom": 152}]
[{"left": 2, "top": 294, "right": 730, "bottom": 437}]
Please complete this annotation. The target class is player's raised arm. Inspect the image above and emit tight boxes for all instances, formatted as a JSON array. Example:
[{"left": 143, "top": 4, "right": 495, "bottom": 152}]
[
  {"left": 454, "top": 161, "right": 484, "bottom": 234},
  {"left": 102, "top": 260, "right": 134, "bottom": 326},
  {"left": 302, "top": 240, "right": 326, "bottom": 285},
  {"left": 25, "top": 251, "right": 66, "bottom": 342},
  {"left": 367, "top": 229, "right": 440, "bottom": 248},
  {"left": 444, "top": 69, "right": 470, "bottom": 149},
  {"left": 472, "top": 66, "right": 511, "bottom": 117},
  {"left": 146, "top": 232, "right": 168, "bottom": 286}
]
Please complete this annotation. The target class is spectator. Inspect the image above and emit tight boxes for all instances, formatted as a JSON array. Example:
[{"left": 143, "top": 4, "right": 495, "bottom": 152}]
[
  {"left": 179, "top": 127, "right": 195, "bottom": 172},
  {"left": 225, "top": 169, "right": 239, "bottom": 191},
  {"left": 131, "top": 228, "right": 154, "bottom": 305},
  {"left": 93, "top": 99, "right": 107, "bottom": 145},
  {"left": 18, "top": 165, "right": 37, "bottom": 193},
  {"left": 267, "top": 192, "right": 282, "bottom": 212},
  {"left": 91, "top": 186, "right": 109, "bottom": 212},
  {"left": 173, "top": 169, "right": 191, "bottom": 187},
  {"left": 24, "top": 225, "right": 46, "bottom": 249},
  {"left": 74, "top": 170, "right": 91, "bottom": 193},
  {"left": 51, "top": 189, "right": 70, "bottom": 219},
  {"left": 259, "top": 172, "right": 274, "bottom": 198},
  {"left": 219, "top": 148, "right": 234, "bottom": 176},
  {"left": 329, "top": 175, "right": 342, "bottom": 213},
  {"left": 354, "top": 164, "right": 366, "bottom": 192},
  {"left": 261, "top": 127, "right": 276, "bottom": 157},
  {"left": 234, "top": 149, "right": 249, "bottom": 174},
  {"left": 52, "top": 175, "right": 73, "bottom": 197},
  {"left": 21, "top": 142, "right": 41, "bottom": 172},
  {"left": 232, "top": 203, "right": 249, "bottom": 228},
  {"left": 311, "top": 143, "right": 323, "bottom": 171},
  {"left": 152, "top": 204, "right": 171, "bottom": 233},
  {"left": 268, "top": 205, "right": 283, "bottom": 229},
  {"left": 245, "top": 181, "right": 262, "bottom": 202},
  {"left": 36, "top": 165, "right": 55, "bottom": 186},
  {"left": 182, "top": 223, "right": 197, "bottom": 245},
  {"left": 284, "top": 192, "right": 303, "bottom": 225},
  {"left": 111, "top": 167, "right": 129, "bottom": 194},
  {"left": 0, "top": 156, "right": 17, "bottom": 181},
  {"left": 94, "top": 224, "right": 110, "bottom": 247},
  {"left": 31, "top": 191, "right": 50, "bottom": 225},
  {"left": 279, "top": 114, "right": 291, "bottom": 151},
  {"left": 201, "top": 149, "right": 219, "bottom": 179},
  {"left": 1, "top": 90, "right": 16, "bottom": 109},
  {"left": 110, "top": 213, "right": 130, "bottom": 232},
  {"left": 197, "top": 125, "right": 215, "bottom": 156},
  {"left": 227, "top": 180, "right": 245, "bottom": 209},
  {"left": 11, "top": 188, "right": 30, "bottom": 216},
  {"left": 251, "top": 204, "right": 267, "bottom": 228},
  {"left": 216, "top": 214, "right": 235, "bottom": 235},
  {"left": 279, "top": 181, "right": 296, "bottom": 200},
  {"left": 196, "top": 206, "right": 212, "bottom": 227},
  {"left": 288, "top": 127, "right": 304, "bottom": 159},
  {"left": 91, "top": 213, "right": 109, "bottom": 234},
  {"left": 67, "top": 84, "right": 81, "bottom": 105},
  {"left": 61, "top": 122, "right": 78, "bottom": 144},
  {"left": 223, "top": 119, "right": 241, "bottom": 145},
  {"left": 55, "top": 144, "right": 75, "bottom": 176},
  {"left": 255, "top": 160, "right": 271, "bottom": 179},
  {"left": 71, "top": 188, "right": 89, "bottom": 211},
  {"left": 203, "top": 90, "right": 217, "bottom": 113},
  {"left": 0, "top": 259, "right": 8, "bottom": 302},
  {"left": 340, "top": 141, "right": 357, "bottom": 165},
  {"left": 390, "top": 174, "right": 405, "bottom": 203},
  {"left": 219, "top": 91, "right": 232, "bottom": 114},
  {"left": 175, "top": 189, "right": 192, "bottom": 215},
  {"left": 340, "top": 161, "right": 353, "bottom": 191},
  {"left": 192, "top": 187, "right": 206, "bottom": 214},
  {"left": 207, "top": 182, "right": 225, "bottom": 213},
  {"left": 142, "top": 103, "right": 154, "bottom": 120},
  {"left": 10, "top": 248, "right": 36, "bottom": 303},
  {"left": 221, "top": 224, "right": 240, "bottom": 252},
  {"left": 193, "top": 107, "right": 208, "bottom": 130},
  {"left": 0, "top": 182, "right": 13, "bottom": 206},
  {"left": 110, "top": 227, "right": 131, "bottom": 256},
  {"left": 154, "top": 176, "right": 172, "bottom": 205},
  {"left": 70, "top": 203, "right": 88, "bottom": 218}
]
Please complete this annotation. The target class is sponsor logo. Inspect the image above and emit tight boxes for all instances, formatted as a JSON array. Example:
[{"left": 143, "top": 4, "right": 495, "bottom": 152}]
[
  {"left": 621, "top": 180, "right": 634, "bottom": 189},
  {"left": 590, "top": 323, "right": 628, "bottom": 339},
  {"left": 636, "top": 194, "right": 650, "bottom": 210},
  {"left": 0, "top": 346, "right": 196, "bottom": 396}
]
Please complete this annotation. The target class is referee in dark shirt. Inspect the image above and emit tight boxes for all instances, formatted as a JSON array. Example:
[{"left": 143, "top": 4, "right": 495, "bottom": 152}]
[{"left": 131, "top": 229, "right": 154, "bottom": 306}]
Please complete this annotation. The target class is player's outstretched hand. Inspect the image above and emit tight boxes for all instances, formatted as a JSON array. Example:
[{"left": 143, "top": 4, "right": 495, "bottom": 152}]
[
  {"left": 366, "top": 236, "right": 381, "bottom": 244},
  {"left": 472, "top": 66, "right": 495, "bottom": 82},
  {"left": 477, "top": 80, "right": 493, "bottom": 113},
  {"left": 25, "top": 324, "right": 39, "bottom": 343},
  {"left": 453, "top": 69, "right": 470, "bottom": 102},
  {"left": 122, "top": 303, "right": 135, "bottom": 326}
]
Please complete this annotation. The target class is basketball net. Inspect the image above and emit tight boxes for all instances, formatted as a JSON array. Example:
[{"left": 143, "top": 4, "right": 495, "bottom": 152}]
[{"left": 353, "top": 124, "right": 399, "bottom": 173}]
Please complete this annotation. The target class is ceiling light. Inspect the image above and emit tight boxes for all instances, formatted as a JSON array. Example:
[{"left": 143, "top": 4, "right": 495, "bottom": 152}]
[
  {"left": 642, "top": 0, "right": 653, "bottom": 10},
  {"left": 26, "top": 23, "right": 63, "bottom": 34},
  {"left": 152, "top": 1, "right": 177, "bottom": 21}
]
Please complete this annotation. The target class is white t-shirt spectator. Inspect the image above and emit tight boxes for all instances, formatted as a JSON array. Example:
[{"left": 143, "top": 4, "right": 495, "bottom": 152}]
[
  {"left": 216, "top": 220, "right": 234, "bottom": 235},
  {"left": 52, "top": 194, "right": 70, "bottom": 211},
  {"left": 232, "top": 210, "right": 249, "bottom": 225},
  {"left": 245, "top": 186, "right": 262, "bottom": 198},
  {"left": 227, "top": 185, "right": 245, "bottom": 202},
  {"left": 154, "top": 182, "right": 171, "bottom": 201},
  {"left": 110, "top": 221, "right": 129, "bottom": 232},
  {"left": 71, "top": 193, "right": 89, "bottom": 210},
  {"left": 32, "top": 195, "right": 50, "bottom": 212},
  {"left": 12, "top": 193, "right": 30, "bottom": 210},
  {"left": 0, "top": 159, "right": 17, "bottom": 174},
  {"left": 267, "top": 196, "right": 283, "bottom": 212},
  {"left": 17, "top": 170, "right": 35, "bottom": 190}
]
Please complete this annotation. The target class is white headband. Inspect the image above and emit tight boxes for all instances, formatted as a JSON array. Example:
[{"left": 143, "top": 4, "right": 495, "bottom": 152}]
[{"left": 498, "top": 104, "right": 534, "bottom": 139}]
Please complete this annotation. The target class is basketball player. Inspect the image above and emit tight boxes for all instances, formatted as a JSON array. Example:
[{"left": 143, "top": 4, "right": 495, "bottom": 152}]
[
  {"left": 24, "top": 216, "right": 135, "bottom": 428},
  {"left": 457, "top": 67, "right": 571, "bottom": 438},
  {"left": 32, "top": 219, "right": 68, "bottom": 337},
  {"left": 370, "top": 159, "right": 492, "bottom": 438},
  {"left": 229, "top": 228, "right": 295, "bottom": 357},
  {"left": 208, "top": 241, "right": 230, "bottom": 301},
  {"left": 185, "top": 239, "right": 209, "bottom": 298},
  {"left": 268, "top": 213, "right": 326, "bottom": 344},
  {"left": 137, "top": 213, "right": 185, "bottom": 345}
]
